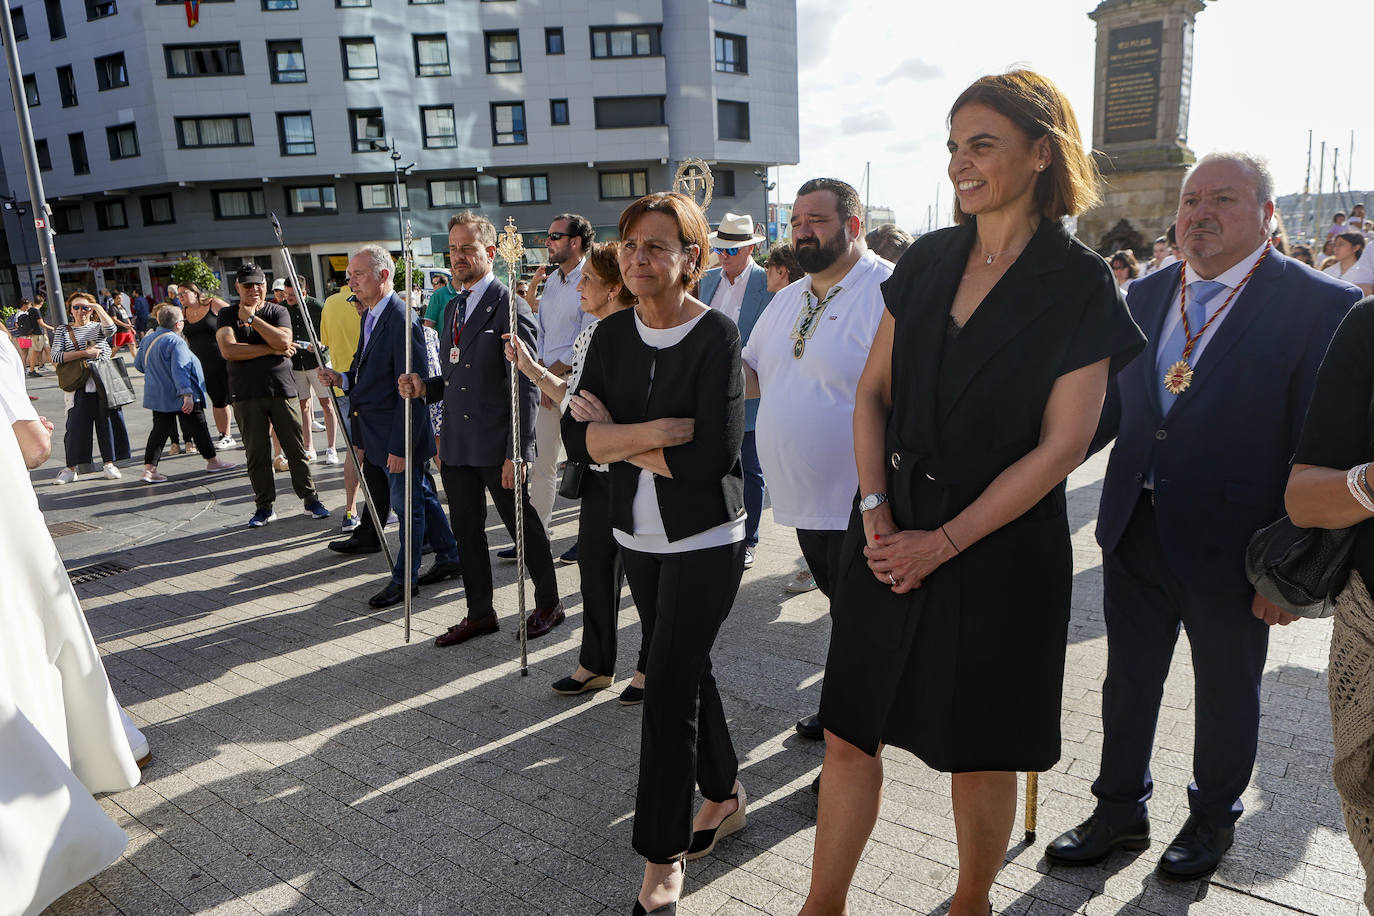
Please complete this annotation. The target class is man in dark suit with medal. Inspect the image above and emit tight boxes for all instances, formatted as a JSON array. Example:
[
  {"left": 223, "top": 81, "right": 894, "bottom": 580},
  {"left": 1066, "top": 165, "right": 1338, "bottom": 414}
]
[
  {"left": 317, "top": 246, "right": 460, "bottom": 609},
  {"left": 399, "top": 212, "right": 564, "bottom": 647},
  {"left": 1047, "top": 153, "right": 1359, "bottom": 878}
]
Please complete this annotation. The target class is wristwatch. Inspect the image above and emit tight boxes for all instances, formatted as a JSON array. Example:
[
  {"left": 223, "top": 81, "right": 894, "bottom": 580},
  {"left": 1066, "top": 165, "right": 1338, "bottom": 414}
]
[{"left": 858, "top": 492, "right": 889, "bottom": 512}]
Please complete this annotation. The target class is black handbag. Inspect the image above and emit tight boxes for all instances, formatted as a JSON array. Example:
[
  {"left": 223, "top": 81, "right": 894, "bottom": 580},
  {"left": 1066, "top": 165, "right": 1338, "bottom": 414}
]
[
  {"left": 91, "top": 356, "right": 136, "bottom": 409},
  {"left": 1244, "top": 387, "right": 1374, "bottom": 619},
  {"left": 558, "top": 459, "right": 587, "bottom": 500}
]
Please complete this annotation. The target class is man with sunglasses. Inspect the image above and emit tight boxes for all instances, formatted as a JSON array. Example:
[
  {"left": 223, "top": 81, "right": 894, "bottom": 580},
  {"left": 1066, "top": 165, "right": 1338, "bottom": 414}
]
[
  {"left": 519, "top": 214, "right": 594, "bottom": 561},
  {"left": 700, "top": 213, "right": 773, "bottom": 568}
]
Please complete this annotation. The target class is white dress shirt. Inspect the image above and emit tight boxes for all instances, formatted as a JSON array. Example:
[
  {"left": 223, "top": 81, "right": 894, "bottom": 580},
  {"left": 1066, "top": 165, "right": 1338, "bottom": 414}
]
[
  {"left": 1156, "top": 240, "right": 1271, "bottom": 365},
  {"left": 708, "top": 267, "right": 749, "bottom": 325},
  {"left": 536, "top": 259, "right": 587, "bottom": 367}
]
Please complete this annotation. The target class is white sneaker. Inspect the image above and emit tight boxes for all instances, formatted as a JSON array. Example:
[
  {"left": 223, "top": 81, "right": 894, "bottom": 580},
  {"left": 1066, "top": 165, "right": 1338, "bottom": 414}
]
[
  {"left": 785, "top": 567, "right": 819, "bottom": 594},
  {"left": 304, "top": 449, "right": 317, "bottom": 462},
  {"left": 311, "top": 419, "right": 326, "bottom": 432},
  {"left": 324, "top": 448, "right": 340, "bottom": 465},
  {"left": 140, "top": 468, "right": 168, "bottom": 483},
  {"left": 205, "top": 458, "right": 237, "bottom": 472},
  {"left": 55, "top": 467, "right": 77, "bottom": 484},
  {"left": 340, "top": 510, "right": 360, "bottom": 533},
  {"left": 102, "top": 462, "right": 121, "bottom": 480},
  {"left": 216, "top": 435, "right": 238, "bottom": 450}
]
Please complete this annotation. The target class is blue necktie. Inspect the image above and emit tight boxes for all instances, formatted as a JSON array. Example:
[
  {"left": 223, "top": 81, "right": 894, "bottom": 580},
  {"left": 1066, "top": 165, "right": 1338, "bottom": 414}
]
[
  {"left": 1157, "top": 279, "right": 1226, "bottom": 413},
  {"left": 361, "top": 308, "right": 377, "bottom": 351},
  {"left": 453, "top": 289, "right": 472, "bottom": 334}
]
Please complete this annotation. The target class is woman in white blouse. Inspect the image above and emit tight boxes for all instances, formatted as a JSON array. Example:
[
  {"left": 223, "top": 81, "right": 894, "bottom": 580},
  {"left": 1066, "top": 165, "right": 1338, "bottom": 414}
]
[{"left": 1324, "top": 231, "right": 1374, "bottom": 295}]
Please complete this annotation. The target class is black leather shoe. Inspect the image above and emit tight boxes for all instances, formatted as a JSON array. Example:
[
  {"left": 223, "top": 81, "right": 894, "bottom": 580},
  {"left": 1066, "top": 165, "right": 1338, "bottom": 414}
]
[
  {"left": 1045, "top": 814, "right": 1150, "bottom": 866},
  {"left": 329, "top": 536, "right": 380, "bottom": 555},
  {"left": 368, "top": 581, "right": 418, "bottom": 609},
  {"left": 417, "top": 560, "right": 462, "bottom": 586},
  {"left": 795, "top": 713, "right": 823, "bottom": 741},
  {"left": 1157, "top": 814, "right": 1233, "bottom": 880}
]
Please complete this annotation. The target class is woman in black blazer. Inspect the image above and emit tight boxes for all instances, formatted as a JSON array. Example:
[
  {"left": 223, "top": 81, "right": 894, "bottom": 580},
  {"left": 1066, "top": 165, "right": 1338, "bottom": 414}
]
[
  {"left": 800, "top": 71, "right": 1143, "bottom": 916},
  {"left": 562, "top": 193, "right": 747, "bottom": 915}
]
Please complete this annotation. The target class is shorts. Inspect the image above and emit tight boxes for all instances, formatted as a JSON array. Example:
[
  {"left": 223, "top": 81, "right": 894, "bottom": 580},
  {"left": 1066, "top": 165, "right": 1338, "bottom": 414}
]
[
  {"left": 30, "top": 333, "right": 49, "bottom": 351},
  {"left": 113, "top": 330, "right": 135, "bottom": 349},
  {"left": 292, "top": 368, "right": 330, "bottom": 400},
  {"left": 15, "top": 335, "right": 30, "bottom": 349}
]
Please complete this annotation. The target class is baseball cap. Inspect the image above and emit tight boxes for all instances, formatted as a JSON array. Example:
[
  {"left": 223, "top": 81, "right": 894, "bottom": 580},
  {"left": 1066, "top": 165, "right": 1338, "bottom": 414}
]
[
  {"left": 271, "top": 277, "right": 286, "bottom": 291},
  {"left": 236, "top": 263, "right": 267, "bottom": 285}
]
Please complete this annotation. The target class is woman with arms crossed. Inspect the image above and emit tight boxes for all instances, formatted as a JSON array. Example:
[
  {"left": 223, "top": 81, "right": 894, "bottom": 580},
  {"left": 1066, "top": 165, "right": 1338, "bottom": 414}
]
[{"left": 801, "top": 70, "right": 1144, "bottom": 916}]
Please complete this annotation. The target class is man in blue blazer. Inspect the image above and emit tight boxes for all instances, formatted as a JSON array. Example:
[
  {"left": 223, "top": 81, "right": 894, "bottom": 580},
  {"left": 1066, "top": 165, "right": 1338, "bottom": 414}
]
[
  {"left": 699, "top": 213, "right": 774, "bottom": 564},
  {"left": 1047, "top": 154, "right": 1360, "bottom": 878},
  {"left": 318, "top": 246, "right": 460, "bottom": 610},
  {"left": 400, "top": 212, "right": 564, "bottom": 648}
]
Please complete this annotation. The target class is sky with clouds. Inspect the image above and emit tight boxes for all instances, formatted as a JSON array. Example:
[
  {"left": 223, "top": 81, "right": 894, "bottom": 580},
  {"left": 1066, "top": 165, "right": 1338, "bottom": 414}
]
[{"left": 774, "top": 0, "right": 1370, "bottom": 235}]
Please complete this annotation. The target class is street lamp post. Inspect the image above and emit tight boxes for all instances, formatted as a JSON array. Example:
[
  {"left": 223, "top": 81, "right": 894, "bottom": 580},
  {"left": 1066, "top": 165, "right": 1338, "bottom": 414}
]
[
  {"left": 370, "top": 138, "right": 414, "bottom": 281},
  {"left": 3, "top": 194, "right": 32, "bottom": 302},
  {"left": 753, "top": 167, "right": 775, "bottom": 247}
]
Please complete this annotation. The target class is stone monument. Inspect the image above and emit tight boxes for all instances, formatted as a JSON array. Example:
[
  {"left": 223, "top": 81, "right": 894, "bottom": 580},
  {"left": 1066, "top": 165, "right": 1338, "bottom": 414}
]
[{"left": 1077, "top": 0, "right": 1209, "bottom": 256}]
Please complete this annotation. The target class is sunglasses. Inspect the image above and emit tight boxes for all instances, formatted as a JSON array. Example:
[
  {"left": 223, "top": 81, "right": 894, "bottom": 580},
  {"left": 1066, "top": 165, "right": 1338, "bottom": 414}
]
[
  {"left": 712, "top": 246, "right": 743, "bottom": 257},
  {"left": 546, "top": 232, "right": 570, "bottom": 242},
  {"left": 72, "top": 305, "right": 92, "bottom": 311}
]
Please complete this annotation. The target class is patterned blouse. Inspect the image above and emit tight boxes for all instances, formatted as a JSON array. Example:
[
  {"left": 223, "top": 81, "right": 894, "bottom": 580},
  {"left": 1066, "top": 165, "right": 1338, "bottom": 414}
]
[
  {"left": 561, "top": 318, "right": 606, "bottom": 473},
  {"left": 52, "top": 320, "right": 115, "bottom": 363}
]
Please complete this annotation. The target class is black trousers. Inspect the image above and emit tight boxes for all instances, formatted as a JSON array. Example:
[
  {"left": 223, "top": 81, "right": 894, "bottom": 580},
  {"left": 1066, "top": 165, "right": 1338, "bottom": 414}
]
[
  {"left": 796, "top": 527, "right": 847, "bottom": 601},
  {"left": 438, "top": 462, "right": 559, "bottom": 620},
  {"left": 576, "top": 470, "right": 634, "bottom": 676},
  {"left": 1094, "top": 492, "right": 1269, "bottom": 827},
  {"left": 64, "top": 388, "right": 130, "bottom": 468},
  {"left": 623, "top": 540, "right": 746, "bottom": 863},
  {"left": 145, "top": 408, "right": 217, "bottom": 465},
  {"left": 233, "top": 396, "right": 317, "bottom": 510}
]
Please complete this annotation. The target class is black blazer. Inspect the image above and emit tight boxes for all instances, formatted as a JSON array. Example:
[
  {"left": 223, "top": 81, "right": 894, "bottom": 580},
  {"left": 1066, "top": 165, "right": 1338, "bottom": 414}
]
[
  {"left": 562, "top": 307, "right": 745, "bottom": 542},
  {"left": 346, "top": 292, "right": 435, "bottom": 468},
  {"left": 426, "top": 278, "right": 539, "bottom": 468}
]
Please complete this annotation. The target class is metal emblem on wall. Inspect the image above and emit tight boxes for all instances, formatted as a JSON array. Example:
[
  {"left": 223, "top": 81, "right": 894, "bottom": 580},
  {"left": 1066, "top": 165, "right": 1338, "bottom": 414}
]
[{"left": 672, "top": 159, "right": 714, "bottom": 211}]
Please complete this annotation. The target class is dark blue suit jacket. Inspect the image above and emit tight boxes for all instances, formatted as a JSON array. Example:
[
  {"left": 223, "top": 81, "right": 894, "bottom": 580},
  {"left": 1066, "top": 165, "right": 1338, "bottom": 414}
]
[
  {"left": 345, "top": 291, "right": 435, "bottom": 469},
  {"left": 698, "top": 260, "right": 773, "bottom": 430},
  {"left": 432, "top": 278, "right": 539, "bottom": 468},
  {"left": 1095, "top": 253, "right": 1359, "bottom": 592}
]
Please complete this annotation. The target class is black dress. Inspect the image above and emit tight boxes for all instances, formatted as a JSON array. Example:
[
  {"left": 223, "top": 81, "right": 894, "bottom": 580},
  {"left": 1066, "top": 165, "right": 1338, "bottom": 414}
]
[
  {"left": 819, "top": 218, "right": 1144, "bottom": 773},
  {"left": 183, "top": 307, "right": 229, "bottom": 409}
]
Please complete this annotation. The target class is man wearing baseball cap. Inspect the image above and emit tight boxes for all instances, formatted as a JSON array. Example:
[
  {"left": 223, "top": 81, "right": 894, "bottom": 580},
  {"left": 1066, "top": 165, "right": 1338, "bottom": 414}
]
[
  {"left": 215, "top": 262, "right": 329, "bottom": 528},
  {"left": 699, "top": 212, "right": 773, "bottom": 567}
]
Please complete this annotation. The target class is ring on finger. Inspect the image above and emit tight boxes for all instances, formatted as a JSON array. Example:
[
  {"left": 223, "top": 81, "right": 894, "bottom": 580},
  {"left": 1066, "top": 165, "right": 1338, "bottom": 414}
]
[{"left": 887, "top": 573, "right": 896, "bottom": 585}]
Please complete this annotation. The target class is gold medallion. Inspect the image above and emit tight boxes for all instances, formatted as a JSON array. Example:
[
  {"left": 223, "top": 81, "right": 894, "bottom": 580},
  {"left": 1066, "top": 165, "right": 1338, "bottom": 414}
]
[
  {"left": 1163, "top": 360, "right": 1193, "bottom": 395},
  {"left": 793, "top": 338, "right": 806, "bottom": 359}
]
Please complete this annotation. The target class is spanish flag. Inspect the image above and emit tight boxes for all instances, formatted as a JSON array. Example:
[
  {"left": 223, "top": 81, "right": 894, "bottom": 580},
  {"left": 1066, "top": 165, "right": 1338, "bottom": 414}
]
[{"left": 185, "top": 0, "right": 198, "bottom": 26}]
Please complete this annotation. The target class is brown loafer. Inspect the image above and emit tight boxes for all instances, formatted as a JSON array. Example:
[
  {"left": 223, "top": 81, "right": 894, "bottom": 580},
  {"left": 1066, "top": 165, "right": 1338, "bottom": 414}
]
[
  {"left": 435, "top": 616, "right": 498, "bottom": 647},
  {"left": 521, "top": 601, "right": 566, "bottom": 640}
]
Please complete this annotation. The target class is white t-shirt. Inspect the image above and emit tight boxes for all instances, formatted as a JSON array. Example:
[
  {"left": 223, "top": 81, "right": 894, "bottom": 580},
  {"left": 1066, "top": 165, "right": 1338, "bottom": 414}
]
[
  {"left": 613, "top": 308, "right": 746, "bottom": 554},
  {"left": 1325, "top": 258, "right": 1374, "bottom": 288},
  {"left": 0, "top": 336, "right": 38, "bottom": 425},
  {"left": 742, "top": 249, "right": 893, "bottom": 530}
]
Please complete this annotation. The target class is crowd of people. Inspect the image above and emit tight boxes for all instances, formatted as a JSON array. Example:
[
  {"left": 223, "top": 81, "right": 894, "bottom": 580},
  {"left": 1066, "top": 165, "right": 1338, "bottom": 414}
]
[{"left": 11, "top": 62, "right": 1374, "bottom": 916}]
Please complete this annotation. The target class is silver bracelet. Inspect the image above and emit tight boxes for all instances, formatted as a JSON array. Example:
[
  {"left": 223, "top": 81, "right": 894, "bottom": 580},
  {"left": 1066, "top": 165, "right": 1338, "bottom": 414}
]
[{"left": 1347, "top": 464, "right": 1374, "bottom": 513}]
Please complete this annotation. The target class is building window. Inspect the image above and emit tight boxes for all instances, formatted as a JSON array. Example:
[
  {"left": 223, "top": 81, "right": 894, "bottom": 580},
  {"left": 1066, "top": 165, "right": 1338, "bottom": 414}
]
[
  {"left": 261, "top": 0, "right": 296, "bottom": 8},
  {"left": 341, "top": 37, "right": 378, "bottom": 79},
  {"left": 485, "top": 31, "right": 521, "bottom": 73},
  {"left": 358, "top": 182, "right": 407, "bottom": 211},
  {"left": 176, "top": 115, "right": 253, "bottom": 148},
  {"left": 421, "top": 105, "right": 456, "bottom": 149},
  {"left": 717, "top": 99, "right": 750, "bottom": 140},
  {"left": 413, "top": 34, "right": 449, "bottom": 77},
  {"left": 52, "top": 205, "right": 83, "bottom": 233},
  {"left": 550, "top": 98, "right": 569, "bottom": 126},
  {"left": 593, "top": 95, "right": 665, "bottom": 129},
  {"left": 22, "top": 73, "right": 38, "bottom": 106},
  {"left": 57, "top": 65, "right": 76, "bottom": 106},
  {"left": 409, "top": 0, "right": 441, "bottom": 4},
  {"left": 715, "top": 170, "right": 736, "bottom": 196},
  {"left": 84, "top": 0, "right": 115, "bottom": 20},
  {"left": 276, "top": 112, "right": 314, "bottom": 155},
  {"left": 95, "top": 199, "right": 127, "bottom": 230},
  {"left": 714, "top": 32, "right": 747, "bottom": 73},
  {"left": 335, "top": 0, "right": 369, "bottom": 6},
  {"left": 714, "top": 0, "right": 745, "bottom": 5},
  {"left": 11, "top": 6, "right": 25, "bottom": 40},
  {"left": 166, "top": 42, "right": 244, "bottom": 77},
  {"left": 428, "top": 178, "right": 477, "bottom": 208},
  {"left": 545, "top": 27, "right": 563, "bottom": 55},
  {"left": 141, "top": 194, "right": 175, "bottom": 226},
  {"left": 68, "top": 132, "right": 88, "bottom": 175},
  {"left": 499, "top": 175, "right": 548, "bottom": 205},
  {"left": 94, "top": 52, "right": 127, "bottom": 90},
  {"left": 212, "top": 188, "right": 265, "bottom": 219},
  {"left": 490, "top": 102, "right": 526, "bottom": 146},
  {"left": 106, "top": 123, "right": 138, "bottom": 159},
  {"left": 349, "top": 108, "right": 384, "bottom": 152},
  {"left": 268, "top": 39, "right": 306, "bottom": 82},
  {"left": 590, "top": 25, "right": 661, "bottom": 59},
  {"left": 599, "top": 169, "right": 648, "bottom": 200},
  {"left": 42, "top": 0, "right": 62, "bottom": 38},
  {"left": 34, "top": 138, "right": 50, "bottom": 170},
  {"left": 286, "top": 185, "right": 337, "bottom": 215}
]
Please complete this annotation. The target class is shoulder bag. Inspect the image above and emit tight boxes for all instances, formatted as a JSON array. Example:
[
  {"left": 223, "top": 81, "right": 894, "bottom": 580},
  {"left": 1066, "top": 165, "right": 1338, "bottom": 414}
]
[
  {"left": 91, "top": 356, "right": 136, "bottom": 409},
  {"left": 53, "top": 326, "right": 91, "bottom": 392},
  {"left": 1245, "top": 386, "right": 1374, "bottom": 618}
]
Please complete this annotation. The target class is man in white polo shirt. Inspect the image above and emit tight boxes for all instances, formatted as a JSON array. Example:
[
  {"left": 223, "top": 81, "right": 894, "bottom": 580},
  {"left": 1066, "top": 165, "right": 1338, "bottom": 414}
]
[
  {"left": 743, "top": 177, "right": 893, "bottom": 743},
  {"left": 517, "top": 213, "right": 593, "bottom": 564}
]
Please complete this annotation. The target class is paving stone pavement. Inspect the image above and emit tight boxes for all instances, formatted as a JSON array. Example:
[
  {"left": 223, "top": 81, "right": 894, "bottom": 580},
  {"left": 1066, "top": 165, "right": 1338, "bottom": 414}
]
[{"left": 21, "top": 368, "right": 1364, "bottom": 916}]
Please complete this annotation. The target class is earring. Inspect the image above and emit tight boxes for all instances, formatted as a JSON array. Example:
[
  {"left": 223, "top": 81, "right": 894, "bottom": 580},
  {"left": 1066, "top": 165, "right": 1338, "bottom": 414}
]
[{"left": 1037, "top": 164, "right": 1046, "bottom": 171}]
